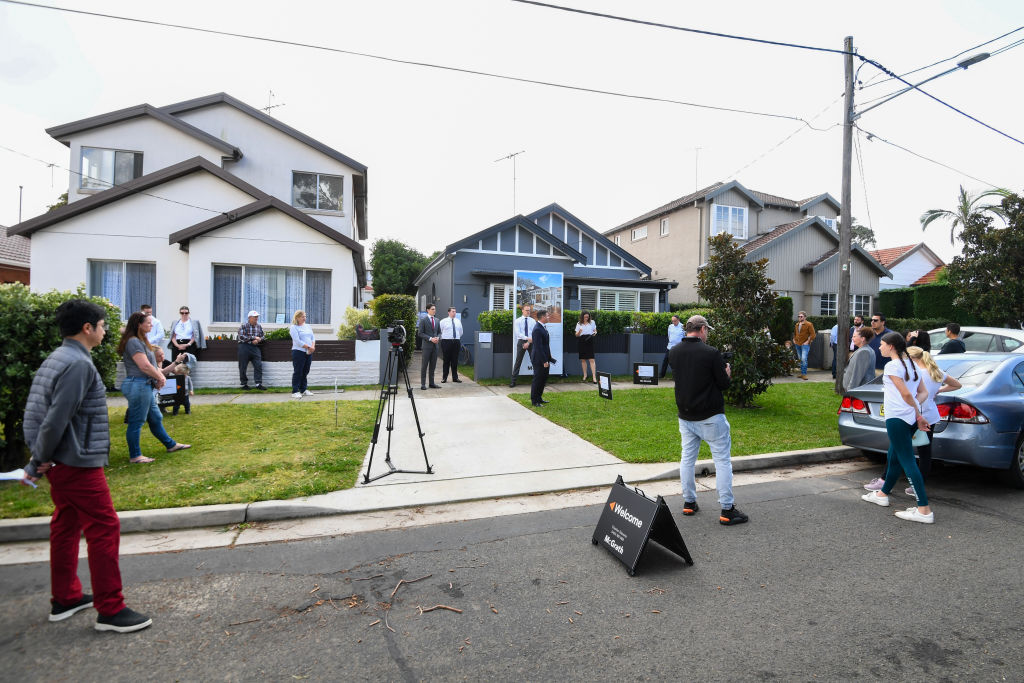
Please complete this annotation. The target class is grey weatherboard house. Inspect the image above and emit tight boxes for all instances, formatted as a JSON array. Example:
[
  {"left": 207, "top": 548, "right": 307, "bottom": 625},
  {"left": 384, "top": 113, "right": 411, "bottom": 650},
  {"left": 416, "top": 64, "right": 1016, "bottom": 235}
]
[{"left": 413, "top": 203, "right": 676, "bottom": 358}]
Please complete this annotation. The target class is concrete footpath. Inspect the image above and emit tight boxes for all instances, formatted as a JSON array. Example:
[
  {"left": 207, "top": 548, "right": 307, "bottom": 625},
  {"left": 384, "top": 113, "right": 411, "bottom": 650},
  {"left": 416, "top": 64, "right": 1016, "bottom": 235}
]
[{"left": 0, "top": 362, "right": 853, "bottom": 551}]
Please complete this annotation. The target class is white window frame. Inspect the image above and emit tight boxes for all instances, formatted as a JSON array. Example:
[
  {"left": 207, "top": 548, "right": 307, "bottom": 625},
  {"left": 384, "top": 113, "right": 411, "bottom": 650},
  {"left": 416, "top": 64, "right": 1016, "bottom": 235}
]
[
  {"left": 579, "top": 285, "right": 658, "bottom": 312},
  {"left": 87, "top": 259, "right": 155, "bottom": 315},
  {"left": 817, "top": 216, "right": 836, "bottom": 230},
  {"left": 291, "top": 171, "right": 344, "bottom": 212},
  {"left": 820, "top": 293, "right": 837, "bottom": 316},
  {"left": 79, "top": 146, "right": 143, "bottom": 191},
  {"left": 631, "top": 225, "right": 648, "bottom": 242},
  {"left": 613, "top": 235, "right": 621, "bottom": 246},
  {"left": 660, "top": 217, "right": 670, "bottom": 236},
  {"left": 489, "top": 283, "right": 514, "bottom": 310},
  {"left": 212, "top": 264, "right": 332, "bottom": 324},
  {"left": 821, "top": 293, "right": 872, "bottom": 317},
  {"left": 711, "top": 204, "right": 748, "bottom": 240}
]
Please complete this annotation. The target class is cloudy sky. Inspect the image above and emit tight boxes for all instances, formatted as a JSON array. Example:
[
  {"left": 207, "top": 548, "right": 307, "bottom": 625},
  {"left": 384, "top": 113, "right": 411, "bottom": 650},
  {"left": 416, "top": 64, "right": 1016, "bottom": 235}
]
[{"left": 2, "top": 0, "right": 1022, "bottom": 264}]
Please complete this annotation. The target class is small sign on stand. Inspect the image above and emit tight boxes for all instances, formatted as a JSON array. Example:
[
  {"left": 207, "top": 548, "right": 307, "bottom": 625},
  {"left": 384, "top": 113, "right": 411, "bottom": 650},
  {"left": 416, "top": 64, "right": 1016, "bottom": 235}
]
[
  {"left": 592, "top": 475, "right": 693, "bottom": 575},
  {"left": 597, "top": 371, "right": 612, "bottom": 400},
  {"left": 633, "top": 363, "right": 658, "bottom": 385}
]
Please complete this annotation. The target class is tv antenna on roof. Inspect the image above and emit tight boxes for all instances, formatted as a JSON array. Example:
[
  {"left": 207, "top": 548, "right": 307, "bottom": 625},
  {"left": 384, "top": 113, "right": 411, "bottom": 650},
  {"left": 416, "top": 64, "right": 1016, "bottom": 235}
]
[
  {"left": 494, "top": 150, "right": 525, "bottom": 214},
  {"left": 261, "top": 90, "right": 285, "bottom": 115}
]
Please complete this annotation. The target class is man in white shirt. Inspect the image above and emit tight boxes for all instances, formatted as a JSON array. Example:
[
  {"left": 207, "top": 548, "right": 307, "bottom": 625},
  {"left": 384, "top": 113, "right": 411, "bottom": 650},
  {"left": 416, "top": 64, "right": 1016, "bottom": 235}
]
[
  {"left": 140, "top": 305, "right": 164, "bottom": 347},
  {"left": 510, "top": 303, "right": 534, "bottom": 388},
  {"left": 660, "top": 315, "right": 683, "bottom": 378},
  {"left": 439, "top": 306, "right": 464, "bottom": 383}
]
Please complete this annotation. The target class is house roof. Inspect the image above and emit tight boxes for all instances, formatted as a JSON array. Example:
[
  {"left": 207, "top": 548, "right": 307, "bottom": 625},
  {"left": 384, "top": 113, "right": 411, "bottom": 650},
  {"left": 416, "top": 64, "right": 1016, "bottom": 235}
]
[
  {"left": 912, "top": 265, "right": 944, "bottom": 285},
  {"left": 8, "top": 157, "right": 268, "bottom": 237},
  {"left": 608, "top": 181, "right": 838, "bottom": 234},
  {"left": 169, "top": 196, "right": 365, "bottom": 286},
  {"left": 744, "top": 216, "right": 891, "bottom": 277},
  {"left": 869, "top": 242, "right": 944, "bottom": 270},
  {"left": 525, "top": 202, "right": 652, "bottom": 275},
  {"left": 161, "top": 93, "right": 369, "bottom": 240},
  {"left": 0, "top": 225, "right": 30, "bottom": 268},
  {"left": 46, "top": 103, "right": 241, "bottom": 160},
  {"left": 468, "top": 270, "right": 677, "bottom": 290}
]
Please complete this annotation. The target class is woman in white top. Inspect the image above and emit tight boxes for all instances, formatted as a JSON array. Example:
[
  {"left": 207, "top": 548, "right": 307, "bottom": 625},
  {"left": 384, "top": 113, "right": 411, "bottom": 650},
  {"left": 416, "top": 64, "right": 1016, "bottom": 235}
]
[
  {"left": 289, "top": 310, "right": 316, "bottom": 398},
  {"left": 169, "top": 305, "right": 198, "bottom": 361},
  {"left": 862, "top": 332, "right": 934, "bottom": 523},
  {"left": 574, "top": 310, "right": 597, "bottom": 382},
  {"left": 906, "top": 346, "right": 962, "bottom": 496}
]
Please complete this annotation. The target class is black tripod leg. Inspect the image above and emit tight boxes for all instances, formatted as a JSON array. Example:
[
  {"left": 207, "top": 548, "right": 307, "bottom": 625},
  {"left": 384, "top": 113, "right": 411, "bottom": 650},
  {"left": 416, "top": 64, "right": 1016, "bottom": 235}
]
[
  {"left": 363, "top": 345, "right": 396, "bottom": 483},
  {"left": 397, "top": 348, "right": 433, "bottom": 474}
]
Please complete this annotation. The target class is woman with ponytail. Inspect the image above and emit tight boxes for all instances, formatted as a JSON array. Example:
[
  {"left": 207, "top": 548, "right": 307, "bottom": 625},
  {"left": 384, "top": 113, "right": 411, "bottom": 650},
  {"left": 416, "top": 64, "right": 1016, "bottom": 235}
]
[
  {"left": 906, "top": 346, "right": 962, "bottom": 496},
  {"left": 861, "top": 332, "right": 934, "bottom": 523}
]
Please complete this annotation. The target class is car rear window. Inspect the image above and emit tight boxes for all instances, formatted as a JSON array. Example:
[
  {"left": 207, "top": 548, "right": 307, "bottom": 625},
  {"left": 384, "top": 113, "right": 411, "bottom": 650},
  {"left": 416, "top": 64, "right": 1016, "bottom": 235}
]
[{"left": 935, "top": 359, "right": 1002, "bottom": 387}]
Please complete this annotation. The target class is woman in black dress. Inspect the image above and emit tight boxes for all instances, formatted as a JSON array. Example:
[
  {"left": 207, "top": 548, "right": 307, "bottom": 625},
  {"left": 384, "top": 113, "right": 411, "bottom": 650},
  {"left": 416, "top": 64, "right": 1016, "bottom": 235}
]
[{"left": 575, "top": 310, "right": 597, "bottom": 382}]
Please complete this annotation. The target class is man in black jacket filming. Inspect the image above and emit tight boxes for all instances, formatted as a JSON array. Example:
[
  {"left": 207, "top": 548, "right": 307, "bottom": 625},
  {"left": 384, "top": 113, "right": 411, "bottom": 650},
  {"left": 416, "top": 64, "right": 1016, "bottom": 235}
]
[{"left": 668, "top": 315, "right": 748, "bottom": 526}]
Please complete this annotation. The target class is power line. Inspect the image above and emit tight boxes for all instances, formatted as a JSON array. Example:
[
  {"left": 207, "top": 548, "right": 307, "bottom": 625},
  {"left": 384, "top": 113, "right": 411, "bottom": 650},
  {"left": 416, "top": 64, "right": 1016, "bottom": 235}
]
[
  {"left": 855, "top": 125, "right": 1003, "bottom": 188},
  {"left": 853, "top": 129, "right": 874, "bottom": 230},
  {"left": 0, "top": 0, "right": 823, "bottom": 127},
  {"left": 511, "top": 0, "right": 850, "bottom": 56}
]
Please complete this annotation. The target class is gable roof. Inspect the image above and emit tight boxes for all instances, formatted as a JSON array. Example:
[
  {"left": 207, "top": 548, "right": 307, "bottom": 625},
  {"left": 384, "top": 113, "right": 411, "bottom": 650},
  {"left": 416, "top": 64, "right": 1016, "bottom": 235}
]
[
  {"left": 0, "top": 225, "right": 30, "bottom": 267},
  {"left": 8, "top": 157, "right": 268, "bottom": 237},
  {"left": 869, "top": 242, "right": 944, "bottom": 270},
  {"left": 744, "top": 216, "right": 891, "bottom": 277},
  {"left": 46, "top": 103, "right": 241, "bottom": 160},
  {"left": 161, "top": 93, "right": 369, "bottom": 241},
  {"left": 607, "top": 182, "right": 724, "bottom": 233},
  {"left": 912, "top": 265, "right": 944, "bottom": 285},
  {"left": 169, "top": 196, "right": 365, "bottom": 286},
  {"left": 797, "top": 192, "right": 841, "bottom": 213},
  {"left": 525, "top": 202, "right": 652, "bottom": 276}
]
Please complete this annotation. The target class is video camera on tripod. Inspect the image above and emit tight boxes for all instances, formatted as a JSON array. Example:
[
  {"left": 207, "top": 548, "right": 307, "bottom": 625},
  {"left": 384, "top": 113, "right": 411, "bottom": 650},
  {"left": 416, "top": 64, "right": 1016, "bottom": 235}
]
[{"left": 387, "top": 320, "right": 407, "bottom": 346}]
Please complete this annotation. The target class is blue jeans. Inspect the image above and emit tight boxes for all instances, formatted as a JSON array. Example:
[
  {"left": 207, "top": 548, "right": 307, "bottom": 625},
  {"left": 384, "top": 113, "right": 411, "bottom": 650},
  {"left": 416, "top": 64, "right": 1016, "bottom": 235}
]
[
  {"left": 796, "top": 343, "right": 810, "bottom": 375},
  {"left": 122, "top": 377, "right": 175, "bottom": 459},
  {"left": 291, "top": 350, "right": 312, "bottom": 393},
  {"left": 678, "top": 413, "right": 734, "bottom": 508}
]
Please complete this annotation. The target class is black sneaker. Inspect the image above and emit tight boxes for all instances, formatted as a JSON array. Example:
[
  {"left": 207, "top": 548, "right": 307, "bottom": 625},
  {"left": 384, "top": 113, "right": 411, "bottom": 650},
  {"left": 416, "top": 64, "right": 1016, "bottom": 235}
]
[
  {"left": 682, "top": 501, "right": 699, "bottom": 516},
  {"left": 95, "top": 607, "right": 152, "bottom": 633},
  {"left": 49, "top": 594, "right": 93, "bottom": 622},
  {"left": 241, "top": 385, "right": 251, "bottom": 391},
  {"left": 255, "top": 384, "right": 267, "bottom": 391},
  {"left": 719, "top": 506, "right": 749, "bottom": 526}
]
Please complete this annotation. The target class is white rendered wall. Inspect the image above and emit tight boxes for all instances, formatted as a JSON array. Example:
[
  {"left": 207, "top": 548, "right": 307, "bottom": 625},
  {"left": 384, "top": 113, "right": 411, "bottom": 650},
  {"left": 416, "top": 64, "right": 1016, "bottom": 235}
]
[
  {"left": 115, "top": 359, "right": 378, "bottom": 389},
  {"left": 175, "top": 104, "right": 361, "bottom": 239},
  {"left": 65, "top": 118, "right": 229, "bottom": 203},
  {"left": 881, "top": 251, "right": 942, "bottom": 290}
]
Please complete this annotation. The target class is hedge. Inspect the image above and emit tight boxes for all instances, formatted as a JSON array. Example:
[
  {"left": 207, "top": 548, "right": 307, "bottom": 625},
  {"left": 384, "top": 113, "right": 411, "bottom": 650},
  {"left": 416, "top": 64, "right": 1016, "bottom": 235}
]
[
  {"left": 803, "top": 315, "right": 947, "bottom": 337},
  {"left": 879, "top": 288, "right": 915, "bottom": 318},
  {"left": 370, "top": 294, "right": 416, "bottom": 357},
  {"left": 477, "top": 308, "right": 715, "bottom": 338}
]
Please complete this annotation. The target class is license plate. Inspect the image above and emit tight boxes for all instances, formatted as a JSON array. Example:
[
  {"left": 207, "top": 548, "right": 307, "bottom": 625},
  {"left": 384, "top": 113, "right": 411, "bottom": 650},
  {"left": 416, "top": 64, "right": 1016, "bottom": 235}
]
[{"left": 878, "top": 405, "right": 885, "bottom": 417}]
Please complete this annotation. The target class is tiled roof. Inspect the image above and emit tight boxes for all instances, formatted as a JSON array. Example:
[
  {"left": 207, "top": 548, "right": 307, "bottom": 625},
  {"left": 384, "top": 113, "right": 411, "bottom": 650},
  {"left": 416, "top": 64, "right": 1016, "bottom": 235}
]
[
  {"left": 752, "top": 191, "right": 799, "bottom": 208},
  {"left": 607, "top": 182, "right": 724, "bottom": 233},
  {"left": 0, "top": 226, "right": 30, "bottom": 266},
  {"left": 869, "top": 244, "right": 915, "bottom": 268},
  {"left": 742, "top": 219, "right": 804, "bottom": 253},
  {"left": 802, "top": 248, "right": 837, "bottom": 272},
  {"left": 913, "top": 265, "right": 943, "bottom": 285}
]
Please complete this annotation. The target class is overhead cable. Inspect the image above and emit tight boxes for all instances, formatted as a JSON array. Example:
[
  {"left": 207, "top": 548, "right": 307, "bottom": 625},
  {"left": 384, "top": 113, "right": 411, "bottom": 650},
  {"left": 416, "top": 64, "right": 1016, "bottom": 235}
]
[{"left": 854, "top": 126, "right": 1003, "bottom": 188}]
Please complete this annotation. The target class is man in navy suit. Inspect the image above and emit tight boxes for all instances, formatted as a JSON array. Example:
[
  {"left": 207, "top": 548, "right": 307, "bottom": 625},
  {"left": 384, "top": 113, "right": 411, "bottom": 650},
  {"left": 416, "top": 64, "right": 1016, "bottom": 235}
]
[
  {"left": 416, "top": 304, "right": 440, "bottom": 390},
  {"left": 530, "top": 308, "right": 556, "bottom": 407}
]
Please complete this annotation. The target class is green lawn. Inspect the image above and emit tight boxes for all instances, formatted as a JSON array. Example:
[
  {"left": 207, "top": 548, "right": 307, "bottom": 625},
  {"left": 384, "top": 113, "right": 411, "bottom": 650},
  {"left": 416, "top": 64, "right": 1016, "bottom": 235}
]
[
  {"left": 508, "top": 382, "right": 841, "bottom": 463},
  {"left": 0, "top": 400, "right": 377, "bottom": 519}
]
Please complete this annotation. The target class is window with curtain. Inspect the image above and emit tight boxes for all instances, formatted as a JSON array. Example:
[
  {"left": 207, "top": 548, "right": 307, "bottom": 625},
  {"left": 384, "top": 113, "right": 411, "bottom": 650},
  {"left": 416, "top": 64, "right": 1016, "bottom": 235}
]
[
  {"left": 213, "top": 265, "right": 332, "bottom": 323},
  {"left": 88, "top": 260, "right": 154, "bottom": 316}
]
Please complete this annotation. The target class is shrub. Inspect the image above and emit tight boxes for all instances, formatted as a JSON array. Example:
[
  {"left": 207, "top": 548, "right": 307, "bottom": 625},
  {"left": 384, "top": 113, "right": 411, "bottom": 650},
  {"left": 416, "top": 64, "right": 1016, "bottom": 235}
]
[
  {"left": 669, "top": 301, "right": 702, "bottom": 312},
  {"left": 0, "top": 284, "right": 122, "bottom": 470},
  {"left": 879, "top": 288, "right": 915, "bottom": 318},
  {"left": 337, "top": 307, "right": 376, "bottom": 340},
  {"left": 371, "top": 294, "right": 416, "bottom": 357},
  {"left": 478, "top": 309, "right": 514, "bottom": 335},
  {"left": 264, "top": 327, "right": 292, "bottom": 341}
]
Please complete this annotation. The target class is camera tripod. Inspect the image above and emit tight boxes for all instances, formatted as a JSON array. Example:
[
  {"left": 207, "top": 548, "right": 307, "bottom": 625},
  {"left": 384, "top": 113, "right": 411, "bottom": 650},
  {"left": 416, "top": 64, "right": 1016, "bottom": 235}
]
[{"left": 362, "top": 341, "right": 433, "bottom": 483}]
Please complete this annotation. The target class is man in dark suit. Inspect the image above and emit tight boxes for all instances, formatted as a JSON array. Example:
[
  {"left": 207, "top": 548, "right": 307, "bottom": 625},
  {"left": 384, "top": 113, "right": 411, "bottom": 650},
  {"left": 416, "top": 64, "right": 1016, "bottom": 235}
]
[
  {"left": 417, "top": 304, "right": 440, "bottom": 390},
  {"left": 530, "top": 308, "right": 555, "bottom": 407}
]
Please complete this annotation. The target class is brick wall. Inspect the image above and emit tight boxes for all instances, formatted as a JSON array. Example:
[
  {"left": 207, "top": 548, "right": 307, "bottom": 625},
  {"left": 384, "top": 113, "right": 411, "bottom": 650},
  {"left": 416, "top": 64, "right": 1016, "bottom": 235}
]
[{"left": 115, "top": 360, "right": 378, "bottom": 389}]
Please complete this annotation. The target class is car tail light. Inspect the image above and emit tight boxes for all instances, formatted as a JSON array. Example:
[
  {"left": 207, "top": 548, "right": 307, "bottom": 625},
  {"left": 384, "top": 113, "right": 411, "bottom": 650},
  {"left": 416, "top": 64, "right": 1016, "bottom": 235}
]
[
  {"left": 838, "top": 396, "right": 869, "bottom": 415},
  {"left": 937, "top": 402, "right": 989, "bottom": 424}
]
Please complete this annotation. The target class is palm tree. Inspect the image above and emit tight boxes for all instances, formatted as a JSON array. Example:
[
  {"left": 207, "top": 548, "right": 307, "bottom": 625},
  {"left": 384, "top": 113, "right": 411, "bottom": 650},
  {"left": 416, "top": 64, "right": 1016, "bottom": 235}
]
[{"left": 920, "top": 185, "right": 1012, "bottom": 245}]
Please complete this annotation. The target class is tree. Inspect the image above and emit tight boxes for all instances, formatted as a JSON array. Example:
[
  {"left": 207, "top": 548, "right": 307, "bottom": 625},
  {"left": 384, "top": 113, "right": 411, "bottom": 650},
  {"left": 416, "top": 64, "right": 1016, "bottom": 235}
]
[
  {"left": 696, "top": 233, "right": 791, "bottom": 407},
  {"left": 947, "top": 192, "right": 1024, "bottom": 328},
  {"left": 0, "top": 284, "right": 122, "bottom": 470},
  {"left": 46, "top": 192, "right": 68, "bottom": 212},
  {"left": 369, "top": 239, "right": 431, "bottom": 297},
  {"left": 920, "top": 185, "right": 1012, "bottom": 245},
  {"left": 846, "top": 217, "right": 877, "bottom": 249}
]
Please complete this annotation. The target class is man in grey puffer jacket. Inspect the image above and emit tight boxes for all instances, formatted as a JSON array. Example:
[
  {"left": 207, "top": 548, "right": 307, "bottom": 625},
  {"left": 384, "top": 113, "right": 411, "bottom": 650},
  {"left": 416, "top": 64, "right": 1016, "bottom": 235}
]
[{"left": 22, "top": 300, "right": 152, "bottom": 633}]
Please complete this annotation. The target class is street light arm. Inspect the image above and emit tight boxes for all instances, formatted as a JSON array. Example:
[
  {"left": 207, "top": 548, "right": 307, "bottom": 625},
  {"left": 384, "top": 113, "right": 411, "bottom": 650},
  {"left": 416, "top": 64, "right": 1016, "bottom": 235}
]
[{"left": 852, "top": 52, "right": 989, "bottom": 121}]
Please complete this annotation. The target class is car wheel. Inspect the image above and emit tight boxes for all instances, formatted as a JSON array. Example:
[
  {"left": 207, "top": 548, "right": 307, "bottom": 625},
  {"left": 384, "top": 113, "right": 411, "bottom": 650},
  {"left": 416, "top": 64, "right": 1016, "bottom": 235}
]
[{"left": 1001, "top": 434, "right": 1024, "bottom": 489}]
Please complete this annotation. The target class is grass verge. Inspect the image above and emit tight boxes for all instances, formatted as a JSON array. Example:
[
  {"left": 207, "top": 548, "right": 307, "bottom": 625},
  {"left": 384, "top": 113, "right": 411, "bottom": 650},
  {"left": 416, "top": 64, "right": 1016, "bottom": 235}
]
[
  {"left": 0, "top": 400, "right": 376, "bottom": 519},
  {"left": 507, "top": 382, "right": 841, "bottom": 463}
]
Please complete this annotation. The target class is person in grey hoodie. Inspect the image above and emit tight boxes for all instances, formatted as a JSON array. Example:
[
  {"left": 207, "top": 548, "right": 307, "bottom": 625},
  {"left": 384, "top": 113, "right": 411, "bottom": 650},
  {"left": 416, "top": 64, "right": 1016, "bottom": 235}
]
[
  {"left": 843, "top": 327, "right": 877, "bottom": 392},
  {"left": 22, "top": 300, "right": 152, "bottom": 634}
]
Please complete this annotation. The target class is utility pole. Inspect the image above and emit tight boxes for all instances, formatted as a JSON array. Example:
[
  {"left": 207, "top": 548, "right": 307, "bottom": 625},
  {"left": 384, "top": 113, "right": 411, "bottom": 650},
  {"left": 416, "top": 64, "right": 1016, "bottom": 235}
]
[
  {"left": 494, "top": 150, "right": 526, "bottom": 214},
  {"left": 835, "top": 36, "right": 854, "bottom": 395}
]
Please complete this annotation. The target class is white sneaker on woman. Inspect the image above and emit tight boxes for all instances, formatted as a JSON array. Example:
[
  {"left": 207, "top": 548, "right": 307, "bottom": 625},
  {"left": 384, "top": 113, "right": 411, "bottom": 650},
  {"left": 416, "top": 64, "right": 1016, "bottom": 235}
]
[
  {"left": 291, "top": 392, "right": 302, "bottom": 399},
  {"left": 303, "top": 390, "right": 314, "bottom": 396},
  {"left": 895, "top": 507, "right": 934, "bottom": 524},
  {"left": 861, "top": 491, "right": 890, "bottom": 507}
]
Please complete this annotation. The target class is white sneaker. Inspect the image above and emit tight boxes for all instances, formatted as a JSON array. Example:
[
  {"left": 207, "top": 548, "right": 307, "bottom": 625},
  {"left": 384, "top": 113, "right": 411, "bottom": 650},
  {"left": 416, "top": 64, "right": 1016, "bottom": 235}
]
[
  {"left": 904, "top": 484, "right": 916, "bottom": 497},
  {"left": 302, "top": 390, "right": 314, "bottom": 396},
  {"left": 861, "top": 491, "right": 890, "bottom": 507},
  {"left": 291, "top": 392, "right": 302, "bottom": 399},
  {"left": 895, "top": 507, "right": 934, "bottom": 524}
]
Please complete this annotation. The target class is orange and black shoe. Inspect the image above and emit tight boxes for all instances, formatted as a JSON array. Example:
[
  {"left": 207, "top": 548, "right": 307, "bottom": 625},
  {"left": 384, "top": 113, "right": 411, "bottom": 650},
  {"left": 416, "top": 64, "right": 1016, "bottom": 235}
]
[
  {"left": 682, "top": 500, "right": 699, "bottom": 516},
  {"left": 719, "top": 506, "right": 749, "bottom": 526}
]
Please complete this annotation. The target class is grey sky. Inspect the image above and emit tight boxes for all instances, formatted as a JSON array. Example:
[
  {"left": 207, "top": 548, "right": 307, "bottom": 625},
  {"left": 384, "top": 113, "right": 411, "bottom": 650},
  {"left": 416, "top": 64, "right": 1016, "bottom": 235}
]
[{"left": 2, "top": 0, "right": 1022, "bottom": 265}]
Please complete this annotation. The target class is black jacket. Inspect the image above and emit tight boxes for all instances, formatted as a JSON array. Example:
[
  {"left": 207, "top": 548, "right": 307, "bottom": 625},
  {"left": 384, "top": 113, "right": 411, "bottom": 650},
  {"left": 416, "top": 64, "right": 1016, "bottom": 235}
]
[
  {"left": 939, "top": 337, "right": 965, "bottom": 354},
  {"left": 530, "top": 323, "right": 552, "bottom": 365},
  {"left": 668, "top": 336, "right": 730, "bottom": 421}
]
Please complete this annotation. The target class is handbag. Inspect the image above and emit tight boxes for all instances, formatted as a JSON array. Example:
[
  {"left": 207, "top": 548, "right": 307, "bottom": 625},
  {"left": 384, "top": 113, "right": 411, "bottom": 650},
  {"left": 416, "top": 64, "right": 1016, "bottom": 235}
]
[{"left": 911, "top": 429, "right": 929, "bottom": 447}]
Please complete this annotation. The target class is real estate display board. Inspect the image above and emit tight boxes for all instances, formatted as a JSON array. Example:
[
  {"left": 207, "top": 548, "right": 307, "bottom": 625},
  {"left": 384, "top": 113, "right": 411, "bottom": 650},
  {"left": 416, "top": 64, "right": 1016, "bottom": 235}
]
[{"left": 512, "top": 270, "right": 563, "bottom": 376}]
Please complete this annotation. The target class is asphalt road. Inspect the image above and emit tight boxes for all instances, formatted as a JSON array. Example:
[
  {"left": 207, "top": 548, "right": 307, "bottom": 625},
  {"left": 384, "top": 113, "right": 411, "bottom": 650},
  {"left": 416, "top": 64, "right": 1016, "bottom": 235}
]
[{"left": 2, "top": 463, "right": 1022, "bottom": 681}]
